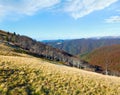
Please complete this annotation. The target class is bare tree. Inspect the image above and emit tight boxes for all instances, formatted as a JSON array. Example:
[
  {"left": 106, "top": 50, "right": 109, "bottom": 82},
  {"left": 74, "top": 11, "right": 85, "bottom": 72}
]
[{"left": 105, "top": 61, "right": 108, "bottom": 75}]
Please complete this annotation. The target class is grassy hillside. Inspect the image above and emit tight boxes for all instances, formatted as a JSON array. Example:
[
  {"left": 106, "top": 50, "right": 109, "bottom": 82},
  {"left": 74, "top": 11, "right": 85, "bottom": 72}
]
[
  {"left": 0, "top": 43, "right": 31, "bottom": 57},
  {"left": 1, "top": 30, "right": 93, "bottom": 70},
  {"left": 81, "top": 44, "right": 120, "bottom": 76},
  {"left": 0, "top": 44, "right": 120, "bottom": 95}
]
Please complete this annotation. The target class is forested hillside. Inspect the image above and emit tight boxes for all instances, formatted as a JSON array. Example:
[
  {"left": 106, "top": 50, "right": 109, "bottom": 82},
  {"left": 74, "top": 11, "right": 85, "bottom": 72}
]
[
  {"left": 81, "top": 44, "right": 120, "bottom": 76},
  {"left": 44, "top": 38, "right": 120, "bottom": 55}
]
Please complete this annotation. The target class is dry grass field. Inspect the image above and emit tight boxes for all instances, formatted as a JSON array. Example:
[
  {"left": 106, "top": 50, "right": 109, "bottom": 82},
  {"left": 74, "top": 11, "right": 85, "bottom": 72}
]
[{"left": 0, "top": 43, "right": 120, "bottom": 95}]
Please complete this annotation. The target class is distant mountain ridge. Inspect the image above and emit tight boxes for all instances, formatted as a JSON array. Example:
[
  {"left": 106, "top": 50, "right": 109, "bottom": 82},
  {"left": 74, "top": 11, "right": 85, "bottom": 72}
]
[
  {"left": 42, "top": 39, "right": 64, "bottom": 43},
  {"left": 43, "top": 37, "right": 120, "bottom": 55}
]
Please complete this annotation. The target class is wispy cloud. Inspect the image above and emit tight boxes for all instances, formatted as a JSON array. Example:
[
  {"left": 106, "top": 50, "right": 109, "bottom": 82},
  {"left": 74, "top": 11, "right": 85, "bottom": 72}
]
[
  {"left": 105, "top": 16, "right": 120, "bottom": 23},
  {"left": 18, "top": 0, "right": 60, "bottom": 15},
  {"left": 0, "top": 0, "right": 60, "bottom": 21},
  {"left": 0, "top": 0, "right": 119, "bottom": 21},
  {"left": 64, "top": 0, "right": 118, "bottom": 19}
]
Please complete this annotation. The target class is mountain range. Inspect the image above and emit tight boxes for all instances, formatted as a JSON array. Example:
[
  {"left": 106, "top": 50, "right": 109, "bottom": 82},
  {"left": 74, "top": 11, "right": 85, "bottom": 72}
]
[
  {"left": 0, "top": 30, "right": 120, "bottom": 76},
  {"left": 43, "top": 37, "right": 120, "bottom": 55},
  {"left": 43, "top": 37, "right": 120, "bottom": 76}
]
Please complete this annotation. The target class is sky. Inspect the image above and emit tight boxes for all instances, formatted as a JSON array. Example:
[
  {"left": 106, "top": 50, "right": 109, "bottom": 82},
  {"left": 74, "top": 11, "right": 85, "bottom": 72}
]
[{"left": 0, "top": 0, "right": 120, "bottom": 40}]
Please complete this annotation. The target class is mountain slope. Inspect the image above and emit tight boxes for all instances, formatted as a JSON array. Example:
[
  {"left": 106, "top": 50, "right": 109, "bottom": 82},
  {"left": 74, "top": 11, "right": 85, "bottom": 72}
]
[
  {"left": 44, "top": 38, "right": 120, "bottom": 55},
  {"left": 81, "top": 44, "right": 120, "bottom": 76},
  {"left": 0, "top": 44, "right": 120, "bottom": 95},
  {"left": 0, "top": 30, "right": 93, "bottom": 70}
]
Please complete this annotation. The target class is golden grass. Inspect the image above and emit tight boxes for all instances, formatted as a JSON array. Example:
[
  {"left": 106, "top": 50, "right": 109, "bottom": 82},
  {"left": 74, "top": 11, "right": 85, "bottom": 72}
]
[
  {"left": 0, "top": 43, "right": 32, "bottom": 57},
  {"left": 0, "top": 55, "right": 120, "bottom": 95},
  {"left": 0, "top": 43, "right": 120, "bottom": 95}
]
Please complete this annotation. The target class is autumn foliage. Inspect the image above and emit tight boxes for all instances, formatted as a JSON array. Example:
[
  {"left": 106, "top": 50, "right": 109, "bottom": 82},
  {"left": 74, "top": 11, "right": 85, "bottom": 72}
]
[{"left": 83, "top": 44, "right": 120, "bottom": 75}]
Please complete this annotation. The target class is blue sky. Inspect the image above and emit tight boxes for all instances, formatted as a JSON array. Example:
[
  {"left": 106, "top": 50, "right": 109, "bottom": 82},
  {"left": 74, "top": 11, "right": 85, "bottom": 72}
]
[{"left": 0, "top": 0, "right": 120, "bottom": 40}]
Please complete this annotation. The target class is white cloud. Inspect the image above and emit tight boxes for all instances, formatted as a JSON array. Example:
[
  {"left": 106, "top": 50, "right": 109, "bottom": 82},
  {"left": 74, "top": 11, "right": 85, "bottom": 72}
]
[
  {"left": 18, "top": 0, "right": 60, "bottom": 15},
  {"left": 0, "top": 0, "right": 60, "bottom": 20},
  {"left": 64, "top": 0, "right": 118, "bottom": 19},
  {"left": 0, "top": 0, "right": 119, "bottom": 21},
  {"left": 105, "top": 16, "right": 120, "bottom": 23}
]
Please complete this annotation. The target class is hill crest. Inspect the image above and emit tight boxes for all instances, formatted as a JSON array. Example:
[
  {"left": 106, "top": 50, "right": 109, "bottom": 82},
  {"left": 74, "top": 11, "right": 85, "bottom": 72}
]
[{"left": 0, "top": 30, "right": 95, "bottom": 71}]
